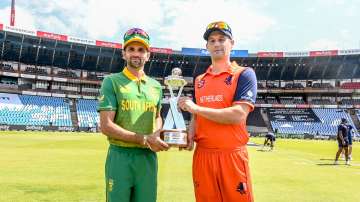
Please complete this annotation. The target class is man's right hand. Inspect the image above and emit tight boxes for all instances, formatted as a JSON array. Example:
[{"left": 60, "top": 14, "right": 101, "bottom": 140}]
[{"left": 145, "top": 130, "right": 170, "bottom": 152}]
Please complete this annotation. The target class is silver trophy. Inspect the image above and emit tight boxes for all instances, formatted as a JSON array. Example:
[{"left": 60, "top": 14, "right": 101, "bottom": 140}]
[{"left": 161, "top": 68, "right": 188, "bottom": 147}]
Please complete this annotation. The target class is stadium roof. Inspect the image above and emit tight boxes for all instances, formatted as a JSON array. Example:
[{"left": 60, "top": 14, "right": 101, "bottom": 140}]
[
  {"left": 1, "top": 22, "right": 360, "bottom": 58},
  {"left": 1, "top": 23, "right": 360, "bottom": 81}
]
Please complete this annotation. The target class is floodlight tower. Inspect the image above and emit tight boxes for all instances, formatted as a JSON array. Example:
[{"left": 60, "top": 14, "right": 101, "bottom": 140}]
[{"left": 10, "top": 0, "right": 15, "bottom": 26}]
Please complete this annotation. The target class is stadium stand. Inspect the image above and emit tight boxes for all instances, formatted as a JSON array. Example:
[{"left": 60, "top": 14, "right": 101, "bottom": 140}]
[
  {"left": 0, "top": 93, "right": 72, "bottom": 126},
  {"left": 341, "top": 82, "right": 360, "bottom": 89},
  {"left": 357, "top": 110, "right": 360, "bottom": 122},
  {"left": 266, "top": 97, "right": 279, "bottom": 104},
  {"left": 76, "top": 99, "right": 99, "bottom": 128},
  {"left": 247, "top": 108, "right": 267, "bottom": 127},
  {"left": 1, "top": 25, "right": 360, "bottom": 137},
  {"left": 87, "top": 73, "right": 103, "bottom": 80},
  {"left": 24, "top": 66, "right": 48, "bottom": 75},
  {"left": 0, "top": 63, "right": 15, "bottom": 72},
  {"left": 269, "top": 108, "right": 358, "bottom": 136},
  {"left": 257, "top": 83, "right": 265, "bottom": 89},
  {"left": 279, "top": 97, "right": 305, "bottom": 104},
  {"left": 284, "top": 83, "right": 304, "bottom": 89},
  {"left": 255, "top": 98, "right": 266, "bottom": 104},
  {"left": 57, "top": 70, "right": 79, "bottom": 78},
  {"left": 309, "top": 99, "right": 333, "bottom": 105},
  {"left": 312, "top": 82, "right": 333, "bottom": 88},
  {"left": 340, "top": 99, "right": 360, "bottom": 105}
]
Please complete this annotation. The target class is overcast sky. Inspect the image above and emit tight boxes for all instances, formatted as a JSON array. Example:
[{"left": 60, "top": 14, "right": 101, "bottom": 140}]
[{"left": 0, "top": 0, "right": 359, "bottom": 52}]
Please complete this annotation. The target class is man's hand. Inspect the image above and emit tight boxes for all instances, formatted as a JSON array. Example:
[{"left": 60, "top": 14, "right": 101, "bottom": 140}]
[
  {"left": 178, "top": 97, "right": 199, "bottom": 114},
  {"left": 145, "top": 130, "right": 170, "bottom": 152}
]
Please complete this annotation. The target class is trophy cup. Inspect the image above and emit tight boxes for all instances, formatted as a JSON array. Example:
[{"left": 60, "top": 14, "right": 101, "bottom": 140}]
[{"left": 161, "top": 68, "right": 188, "bottom": 147}]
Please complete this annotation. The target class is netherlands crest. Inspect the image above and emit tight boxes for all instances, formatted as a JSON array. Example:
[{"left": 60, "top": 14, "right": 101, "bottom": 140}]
[
  {"left": 198, "top": 79, "right": 205, "bottom": 88},
  {"left": 224, "top": 75, "right": 233, "bottom": 85}
]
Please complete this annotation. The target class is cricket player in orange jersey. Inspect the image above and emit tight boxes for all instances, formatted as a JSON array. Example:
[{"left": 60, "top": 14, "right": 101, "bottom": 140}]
[{"left": 178, "top": 21, "right": 257, "bottom": 202}]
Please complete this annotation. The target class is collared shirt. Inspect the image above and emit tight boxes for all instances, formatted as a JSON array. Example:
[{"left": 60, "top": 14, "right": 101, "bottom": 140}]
[
  {"left": 98, "top": 67, "right": 163, "bottom": 148},
  {"left": 194, "top": 62, "right": 257, "bottom": 149}
]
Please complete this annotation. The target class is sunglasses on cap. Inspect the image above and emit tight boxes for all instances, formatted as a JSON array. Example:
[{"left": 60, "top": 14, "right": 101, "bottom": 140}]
[
  {"left": 123, "top": 28, "right": 150, "bottom": 41},
  {"left": 206, "top": 21, "right": 231, "bottom": 32}
]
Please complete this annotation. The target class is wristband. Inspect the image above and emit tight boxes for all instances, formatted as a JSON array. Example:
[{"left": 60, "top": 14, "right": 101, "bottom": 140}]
[{"left": 142, "top": 135, "right": 148, "bottom": 147}]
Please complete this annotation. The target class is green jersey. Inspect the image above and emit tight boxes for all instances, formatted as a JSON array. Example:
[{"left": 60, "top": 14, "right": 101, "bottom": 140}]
[{"left": 98, "top": 67, "right": 163, "bottom": 148}]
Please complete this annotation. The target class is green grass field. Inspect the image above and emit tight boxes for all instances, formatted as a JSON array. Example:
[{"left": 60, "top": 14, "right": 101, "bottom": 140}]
[{"left": 1, "top": 131, "right": 360, "bottom": 202}]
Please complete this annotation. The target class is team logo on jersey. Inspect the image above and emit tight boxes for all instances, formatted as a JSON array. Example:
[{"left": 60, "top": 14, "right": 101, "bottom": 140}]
[
  {"left": 224, "top": 75, "right": 233, "bottom": 85},
  {"left": 119, "top": 85, "right": 131, "bottom": 93},
  {"left": 198, "top": 79, "right": 205, "bottom": 88},
  {"left": 247, "top": 90, "right": 253, "bottom": 98},
  {"left": 108, "top": 179, "right": 114, "bottom": 192},
  {"left": 98, "top": 95, "right": 105, "bottom": 102},
  {"left": 236, "top": 182, "right": 247, "bottom": 194},
  {"left": 149, "top": 87, "right": 160, "bottom": 101}
]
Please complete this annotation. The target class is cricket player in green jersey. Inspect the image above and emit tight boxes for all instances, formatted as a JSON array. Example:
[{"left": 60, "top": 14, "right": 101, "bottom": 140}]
[{"left": 99, "top": 28, "right": 170, "bottom": 202}]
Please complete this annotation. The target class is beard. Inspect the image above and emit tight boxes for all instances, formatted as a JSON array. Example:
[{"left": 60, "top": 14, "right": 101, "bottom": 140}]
[{"left": 128, "top": 57, "right": 145, "bottom": 69}]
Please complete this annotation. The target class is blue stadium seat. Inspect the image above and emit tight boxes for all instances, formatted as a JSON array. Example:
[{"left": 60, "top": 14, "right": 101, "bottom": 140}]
[
  {"left": 0, "top": 94, "right": 72, "bottom": 126},
  {"left": 270, "top": 108, "right": 359, "bottom": 137},
  {"left": 76, "top": 99, "right": 99, "bottom": 128}
]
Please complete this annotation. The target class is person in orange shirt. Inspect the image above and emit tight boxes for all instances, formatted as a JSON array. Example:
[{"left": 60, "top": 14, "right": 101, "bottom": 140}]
[{"left": 178, "top": 21, "right": 257, "bottom": 202}]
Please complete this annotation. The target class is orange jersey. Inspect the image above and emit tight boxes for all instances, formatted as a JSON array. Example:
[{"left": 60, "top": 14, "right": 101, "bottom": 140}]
[{"left": 194, "top": 62, "right": 257, "bottom": 149}]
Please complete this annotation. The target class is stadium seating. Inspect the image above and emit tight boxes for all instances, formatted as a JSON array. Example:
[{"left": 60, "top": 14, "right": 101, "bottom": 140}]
[
  {"left": 266, "top": 98, "right": 279, "bottom": 104},
  {"left": 57, "top": 70, "right": 79, "bottom": 78},
  {"left": 284, "top": 83, "right": 304, "bottom": 89},
  {"left": 76, "top": 99, "right": 99, "bottom": 128},
  {"left": 270, "top": 108, "right": 358, "bottom": 136},
  {"left": 0, "top": 94, "right": 72, "bottom": 126},
  {"left": 309, "top": 99, "right": 332, "bottom": 105},
  {"left": 0, "top": 63, "right": 15, "bottom": 72},
  {"left": 341, "top": 82, "right": 360, "bottom": 89},
  {"left": 24, "top": 66, "right": 48, "bottom": 75},
  {"left": 341, "top": 99, "right": 360, "bottom": 105},
  {"left": 312, "top": 83, "right": 333, "bottom": 88},
  {"left": 356, "top": 110, "right": 360, "bottom": 123},
  {"left": 0, "top": 83, "right": 18, "bottom": 89},
  {"left": 257, "top": 83, "right": 265, "bottom": 89},
  {"left": 247, "top": 108, "right": 267, "bottom": 127},
  {"left": 266, "top": 83, "right": 278, "bottom": 88},
  {"left": 256, "top": 99, "right": 266, "bottom": 104},
  {"left": 87, "top": 73, "right": 102, "bottom": 80},
  {"left": 279, "top": 97, "right": 305, "bottom": 104}
]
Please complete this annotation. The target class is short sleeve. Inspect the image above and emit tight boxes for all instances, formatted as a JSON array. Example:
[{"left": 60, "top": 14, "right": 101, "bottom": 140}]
[
  {"left": 98, "top": 76, "right": 118, "bottom": 111},
  {"left": 233, "top": 68, "right": 257, "bottom": 110}
]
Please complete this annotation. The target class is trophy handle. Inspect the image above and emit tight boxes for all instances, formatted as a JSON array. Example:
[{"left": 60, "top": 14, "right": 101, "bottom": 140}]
[
  {"left": 168, "top": 84, "right": 175, "bottom": 99},
  {"left": 167, "top": 83, "right": 185, "bottom": 100},
  {"left": 176, "top": 85, "right": 184, "bottom": 99}
]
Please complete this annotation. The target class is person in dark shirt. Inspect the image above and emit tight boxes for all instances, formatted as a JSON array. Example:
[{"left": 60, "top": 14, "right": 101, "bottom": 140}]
[
  {"left": 346, "top": 123, "right": 354, "bottom": 160},
  {"left": 263, "top": 131, "right": 276, "bottom": 151},
  {"left": 334, "top": 118, "right": 350, "bottom": 165}
]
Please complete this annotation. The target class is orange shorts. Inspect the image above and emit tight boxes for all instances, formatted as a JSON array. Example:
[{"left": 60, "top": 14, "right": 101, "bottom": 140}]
[{"left": 192, "top": 146, "right": 253, "bottom": 202}]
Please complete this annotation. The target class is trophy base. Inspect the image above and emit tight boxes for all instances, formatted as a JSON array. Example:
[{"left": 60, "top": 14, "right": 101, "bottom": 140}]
[{"left": 161, "top": 129, "right": 187, "bottom": 147}]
